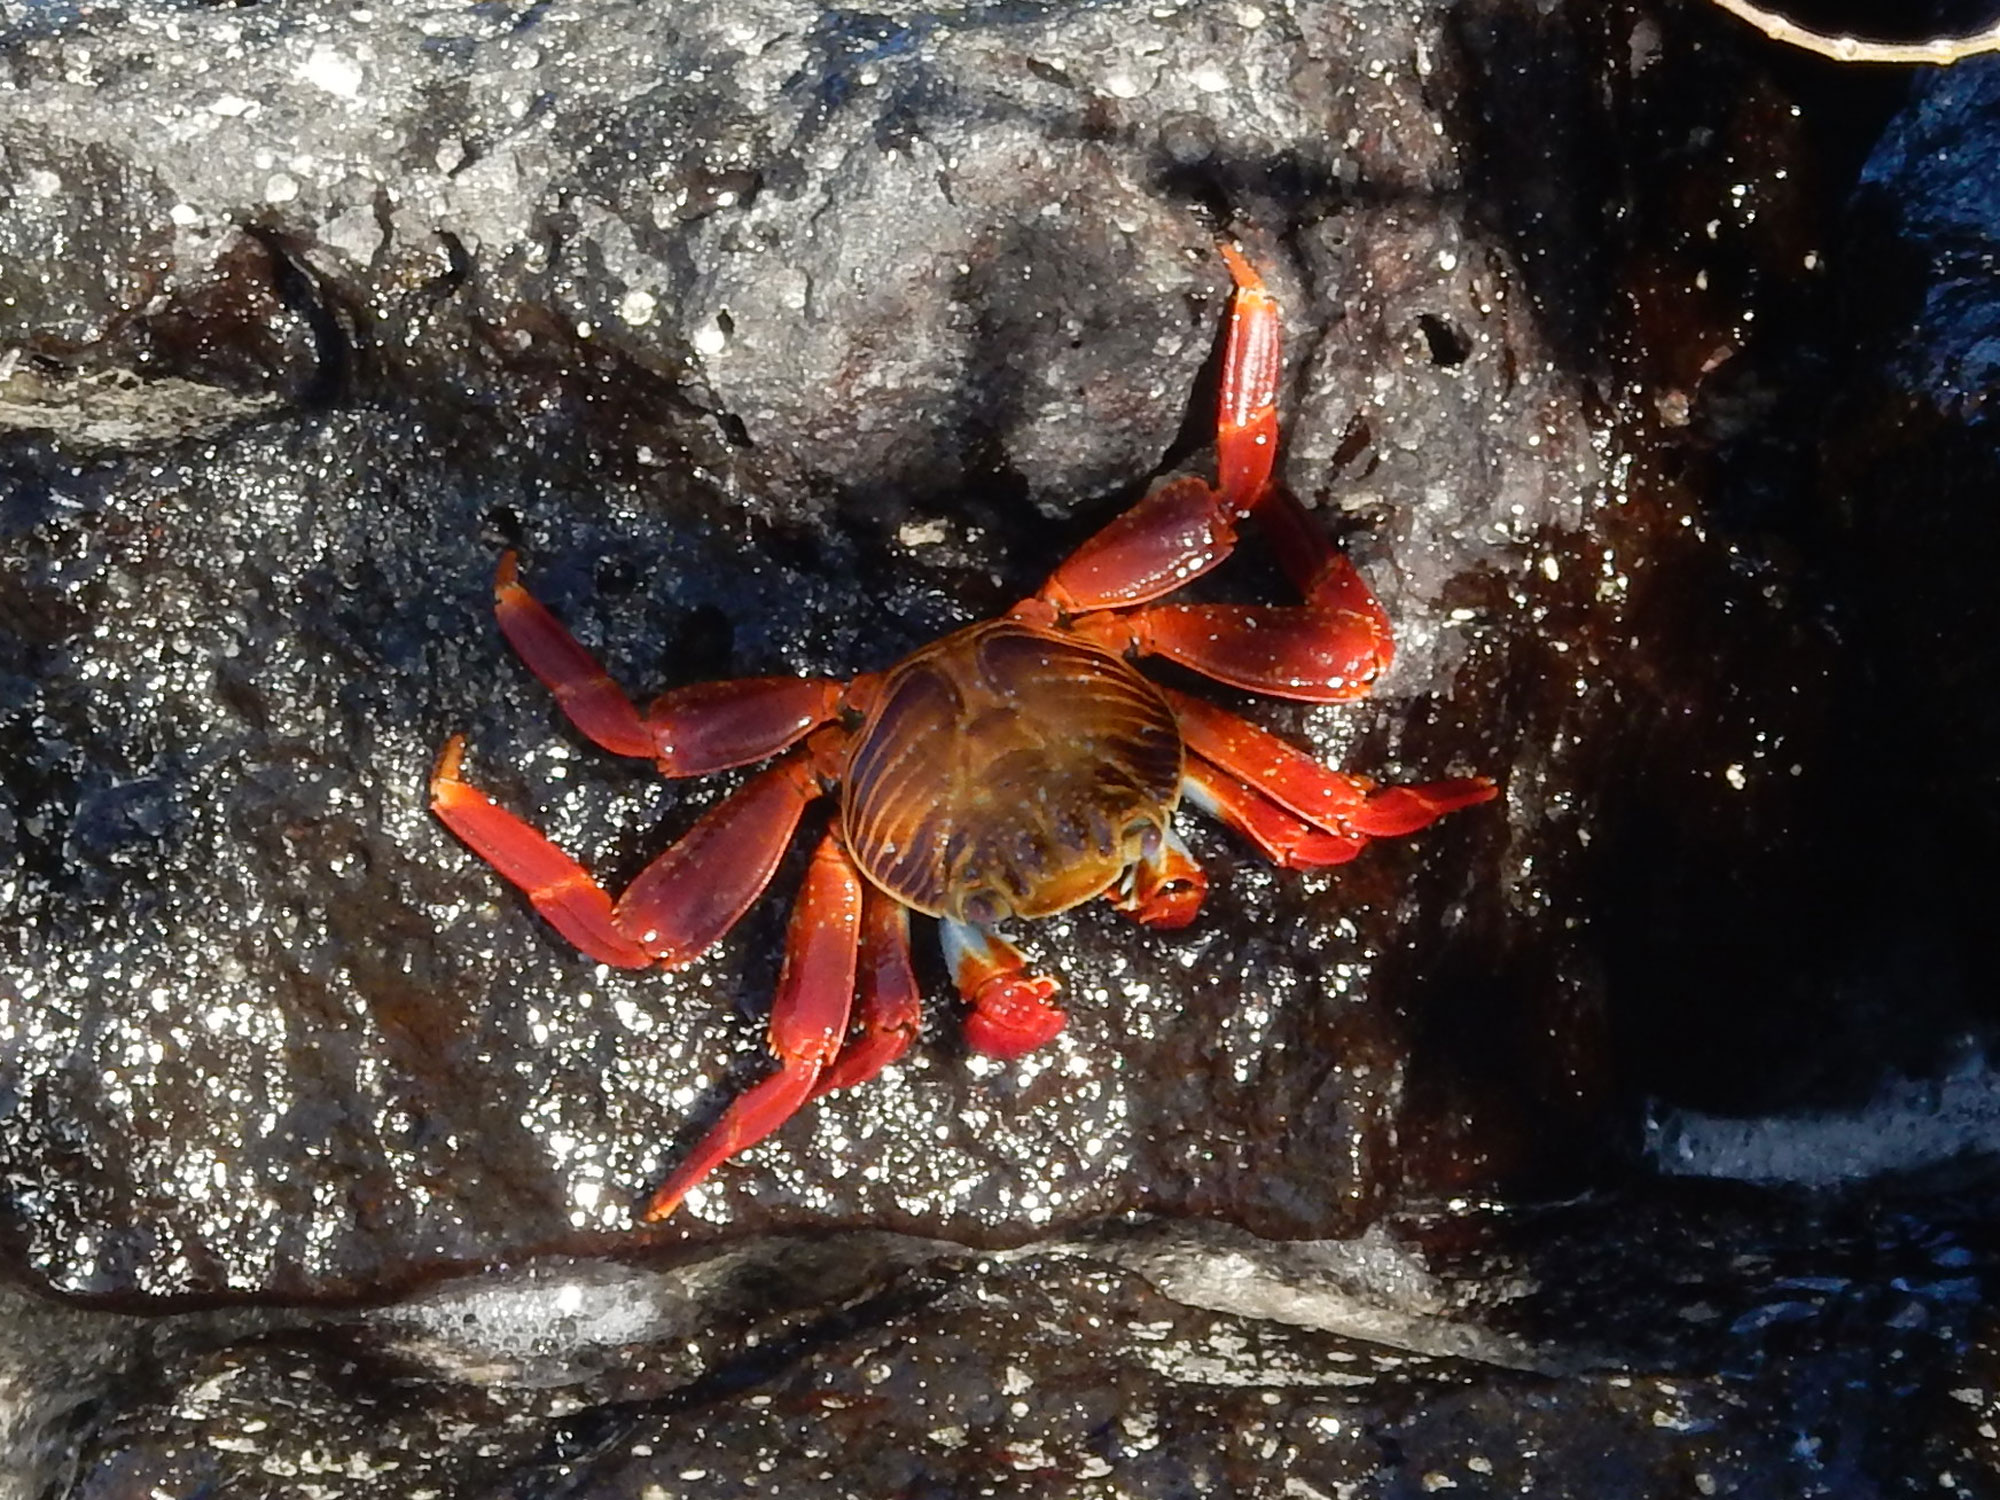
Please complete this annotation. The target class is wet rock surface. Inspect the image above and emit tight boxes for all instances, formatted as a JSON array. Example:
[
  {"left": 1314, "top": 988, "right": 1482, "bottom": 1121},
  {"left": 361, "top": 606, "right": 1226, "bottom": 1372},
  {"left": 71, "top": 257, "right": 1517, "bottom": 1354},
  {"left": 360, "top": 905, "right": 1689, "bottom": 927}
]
[
  {"left": 17, "top": 1187, "right": 2000, "bottom": 1498},
  {"left": 0, "top": 0, "right": 1592, "bottom": 1296},
  {"left": 0, "top": 0, "right": 1997, "bottom": 1493}
]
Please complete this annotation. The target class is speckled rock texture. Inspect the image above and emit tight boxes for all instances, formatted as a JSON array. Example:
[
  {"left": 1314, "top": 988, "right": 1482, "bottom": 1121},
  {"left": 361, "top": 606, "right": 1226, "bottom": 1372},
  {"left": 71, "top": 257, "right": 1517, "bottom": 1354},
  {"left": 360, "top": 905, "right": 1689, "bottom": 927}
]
[
  {"left": 3, "top": 0, "right": 2000, "bottom": 1493},
  {"left": 0, "top": 0, "right": 1591, "bottom": 1296}
]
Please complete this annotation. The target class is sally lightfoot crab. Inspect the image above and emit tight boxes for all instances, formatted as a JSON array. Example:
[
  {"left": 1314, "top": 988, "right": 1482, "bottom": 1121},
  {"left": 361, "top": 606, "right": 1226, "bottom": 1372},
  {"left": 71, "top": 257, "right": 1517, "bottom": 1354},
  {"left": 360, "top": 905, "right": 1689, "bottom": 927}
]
[{"left": 431, "top": 246, "right": 1497, "bottom": 1222}]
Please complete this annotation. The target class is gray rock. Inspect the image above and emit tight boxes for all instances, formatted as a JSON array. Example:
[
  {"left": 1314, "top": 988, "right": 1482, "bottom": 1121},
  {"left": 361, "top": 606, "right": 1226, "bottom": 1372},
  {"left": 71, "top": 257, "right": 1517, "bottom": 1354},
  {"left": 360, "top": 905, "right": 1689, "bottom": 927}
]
[{"left": 5, "top": 0, "right": 1996, "bottom": 1493}]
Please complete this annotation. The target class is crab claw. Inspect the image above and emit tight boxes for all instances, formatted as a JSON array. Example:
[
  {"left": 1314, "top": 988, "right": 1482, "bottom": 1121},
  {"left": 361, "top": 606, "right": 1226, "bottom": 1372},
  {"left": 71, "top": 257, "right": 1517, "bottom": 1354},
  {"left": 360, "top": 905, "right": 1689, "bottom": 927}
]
[
  {"left": 941, "top": 918, "right": 1068, "bottom": 1057},
  {"left": 963, "top": 976, "right": 1068, "bottom": 1058},
  {"left": 1110, "top": 824, "right": 1207, "bottom": 931}
]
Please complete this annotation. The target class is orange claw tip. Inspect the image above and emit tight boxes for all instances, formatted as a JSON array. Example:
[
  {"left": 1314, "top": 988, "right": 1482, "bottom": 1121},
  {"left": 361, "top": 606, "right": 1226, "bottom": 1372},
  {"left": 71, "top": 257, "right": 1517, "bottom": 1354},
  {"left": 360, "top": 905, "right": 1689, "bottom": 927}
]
[
  {"left": 1134, "top": 888, "right": 1204, "bottom": 931},
  {"left": 494, "top": 548, "right": 521, "bottom": 591}
]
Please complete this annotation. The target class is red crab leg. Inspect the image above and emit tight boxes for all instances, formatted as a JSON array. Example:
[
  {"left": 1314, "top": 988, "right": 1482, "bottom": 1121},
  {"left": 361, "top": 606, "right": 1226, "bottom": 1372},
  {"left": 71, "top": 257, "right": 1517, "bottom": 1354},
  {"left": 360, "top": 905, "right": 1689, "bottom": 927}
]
[
  {"left": 1183, "top": 753, "right": 1497, "bottom": 867},
  {"left": 1181, "top": 757, "right": 1372, "bottom": 868},
  {"left": 1072, "top": 504, "right": 1395, "bottom": 703},
  {"left": 643, "top": 678, "right": 849, "bottom": 776},
  {"left": 494, "top": 551, "right": 845, "bottom": 771},
  {"left": 1032, "top": 244, "right": 1282, "bottom": 616},
  {"left": 1033, "top": 246, "right": 1395, "bottom": 702},
  {"left": 1214, "top": 241, "right": 1283, "bottom": 511},
  {"left": 1161, "top": 686, "right": 1500, "bottom": 834},
  {"left": 1033, "top": 473, "right": 1244, "bottom": 617},
  {"left": 430, "top": 735, "right": 657, "bottom": 967},
  {"left": 612, "top": 753, "right": 826, "bottom": 965},
  {"left": 812, "top": 889, "right": 923, "bottom": 1099},
  {"left": 1099, "top": 587, "right": 1390, "bottom": 702},
  {"left": 1108, "top": 825, "right": 1207, "bottom": 930},
  {"left": 430, "top": 736, "right": 827, "bottom": 968},
  {"left": 492, "top": 550, "right": 657, "bottom": 759},
  {"left": 641, "top": 831, "right": 864, "bottom": 1222},
  {"left": 940, "top": 919, "right": 1067, "bottom": 1058},
  {"left": 1344, "top": 776, "right": 1501, "bottom": 837}
]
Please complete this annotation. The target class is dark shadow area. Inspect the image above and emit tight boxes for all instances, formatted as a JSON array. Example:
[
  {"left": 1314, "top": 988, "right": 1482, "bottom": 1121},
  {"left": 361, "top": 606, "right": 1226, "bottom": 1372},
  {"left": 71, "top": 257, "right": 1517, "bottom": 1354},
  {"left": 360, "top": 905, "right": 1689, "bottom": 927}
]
[{"left": 1443, "top": 0, "right": 1999, "bottom": 1126}]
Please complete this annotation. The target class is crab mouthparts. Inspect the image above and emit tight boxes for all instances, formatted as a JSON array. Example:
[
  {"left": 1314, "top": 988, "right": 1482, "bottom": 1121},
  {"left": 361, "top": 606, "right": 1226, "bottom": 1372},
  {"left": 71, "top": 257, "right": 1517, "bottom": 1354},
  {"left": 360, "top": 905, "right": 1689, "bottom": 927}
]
[{"left": 943, "top": 808, "right": 1169, "bottom": 927}]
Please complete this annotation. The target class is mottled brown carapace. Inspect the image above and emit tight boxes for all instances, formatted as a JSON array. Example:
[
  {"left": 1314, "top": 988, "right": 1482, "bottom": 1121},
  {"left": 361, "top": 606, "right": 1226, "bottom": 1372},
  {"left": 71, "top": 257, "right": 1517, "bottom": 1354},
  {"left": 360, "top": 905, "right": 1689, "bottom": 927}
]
[
  {"left": 843, "top": 621, "right": 1183, "bottom": 925},
  {"left": 430, "top": 246, "right": 1497, "bottom": 1222}
]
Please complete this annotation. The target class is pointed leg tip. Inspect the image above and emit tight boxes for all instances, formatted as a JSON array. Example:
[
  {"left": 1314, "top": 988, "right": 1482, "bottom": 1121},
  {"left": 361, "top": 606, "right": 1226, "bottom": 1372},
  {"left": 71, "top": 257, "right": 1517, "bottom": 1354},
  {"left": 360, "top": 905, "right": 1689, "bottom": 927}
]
[
  {"left": 637, "top": 1188, "right": 681, "bottom": 1224},
  {"left": 495, "top": 548, "right": 521, "bottom": 591},
  {"left": 430, "top": 733, "right": 468, "bottom": 788},
  {"left": 639, "top": 1159, "right": 711, "bottom": 1222},
  {"left": 1217, "top": 241, "right": 1263, "bottom": 291},
  {"left": 1439, "top": 777, "right": 1502, "bottom": 811}
]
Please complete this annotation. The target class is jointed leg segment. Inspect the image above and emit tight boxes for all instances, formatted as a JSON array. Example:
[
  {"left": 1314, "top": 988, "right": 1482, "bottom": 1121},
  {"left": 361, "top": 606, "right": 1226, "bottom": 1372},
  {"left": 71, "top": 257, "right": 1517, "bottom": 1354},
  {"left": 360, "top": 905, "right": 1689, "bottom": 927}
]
[
  {"left": 1039, "top": 248, "right": 1394, "bottom": 703},
  {"left": 430, "top": 737, "right": 828, "bottom": 970},
  {"left": 1175, "top": 687, "right": 1497, "bottom": 869},
  {"left": 641, "top": 831, "right": 865, "bottom": 1222},
  {"left": 812, "top": 890, "right": 924, "bottom": 1099},
  {"left": 430, "top": 735, "right": 655, "bottom": 968},
  {"left": 494, "top": 550, "right": 846, "bottom": 774}
]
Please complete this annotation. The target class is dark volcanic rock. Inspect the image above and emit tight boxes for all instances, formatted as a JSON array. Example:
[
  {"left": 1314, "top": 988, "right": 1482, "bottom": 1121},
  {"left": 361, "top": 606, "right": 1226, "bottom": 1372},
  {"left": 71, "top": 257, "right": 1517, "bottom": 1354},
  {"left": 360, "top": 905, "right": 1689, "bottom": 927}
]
[
  {"left": 18, "top": 1189, "right": 2000, "bottom": 1498},
  {"left": 0, "top": 0, "right": 1623, "bottom": 1298},
  {"left": 3, "top": 0, "right": 2000, "bottom": 1494}
]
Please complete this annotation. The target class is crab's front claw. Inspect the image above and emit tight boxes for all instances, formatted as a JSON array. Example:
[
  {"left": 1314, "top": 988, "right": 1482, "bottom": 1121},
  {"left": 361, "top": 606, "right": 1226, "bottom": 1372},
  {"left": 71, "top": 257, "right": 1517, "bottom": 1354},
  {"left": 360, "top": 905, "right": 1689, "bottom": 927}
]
[
  {"left": 941, "top": 918, "right": 1067, "bottom": 1057},
  {"left": 963, "top": 975, "right": 1067, "bottom": 1058},
  {"left": 1111, "top": 825, "right": 1207, "bottom": 931}
]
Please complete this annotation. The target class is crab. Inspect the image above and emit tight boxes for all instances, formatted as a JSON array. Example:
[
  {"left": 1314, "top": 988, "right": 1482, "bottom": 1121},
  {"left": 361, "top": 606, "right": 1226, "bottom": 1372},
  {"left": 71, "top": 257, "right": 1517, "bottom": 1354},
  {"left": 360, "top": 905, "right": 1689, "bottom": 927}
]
[{"left": 430, "top": 246, "right": 1497, "bottom": 1222}]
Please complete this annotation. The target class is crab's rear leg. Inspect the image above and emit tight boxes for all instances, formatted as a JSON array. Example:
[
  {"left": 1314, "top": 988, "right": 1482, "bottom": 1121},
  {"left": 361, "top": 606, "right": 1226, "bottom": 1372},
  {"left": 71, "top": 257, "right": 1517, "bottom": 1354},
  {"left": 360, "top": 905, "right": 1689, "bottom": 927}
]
[
  {"left": 1164, "top": 688, "right": 1494, "bottom": 835},
  {"left": 493, "top": 551, "right": 846, "bottom": 771},
  {"left": 1180, "top": 729, "right": 1496, "bottom": 868},
  {"left": 641, "top": 831, "right": 865, "bottom": 1221},
  {"left": 1186, "top": 754, "right": 1491, "bottom": 867},
  {"left": 430, "top": 739, "right": 825, "bottom": 968},
  {"left": 1032, "top": 245, "right": 1282, "bottom": 618},
  {"left": 811, "top": 890, "right": 923, "bottom": 1099},
  {"left": 1030, "top": 248, "right": 1394, "bottom": 703},
  {"left": 1182, "top": 759, "right": 1371, "bottom": 868},
  {"left": 1072, "top": 492, "right": 1396, "bottom": 704}
]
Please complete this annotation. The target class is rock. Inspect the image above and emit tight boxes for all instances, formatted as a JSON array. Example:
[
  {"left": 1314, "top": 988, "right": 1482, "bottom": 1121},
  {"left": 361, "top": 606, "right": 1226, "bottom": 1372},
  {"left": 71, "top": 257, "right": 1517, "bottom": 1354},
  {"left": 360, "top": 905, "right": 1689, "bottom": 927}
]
[
  {"left": 22, "top": 1189, "right": 2000, "bottom": 1497},
  {"left": 0, "top": 0, "right": 1598, "bottom": 1297},
  {"left": 3, "top": 0, "right": 1998, "bottom": 1493}
]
